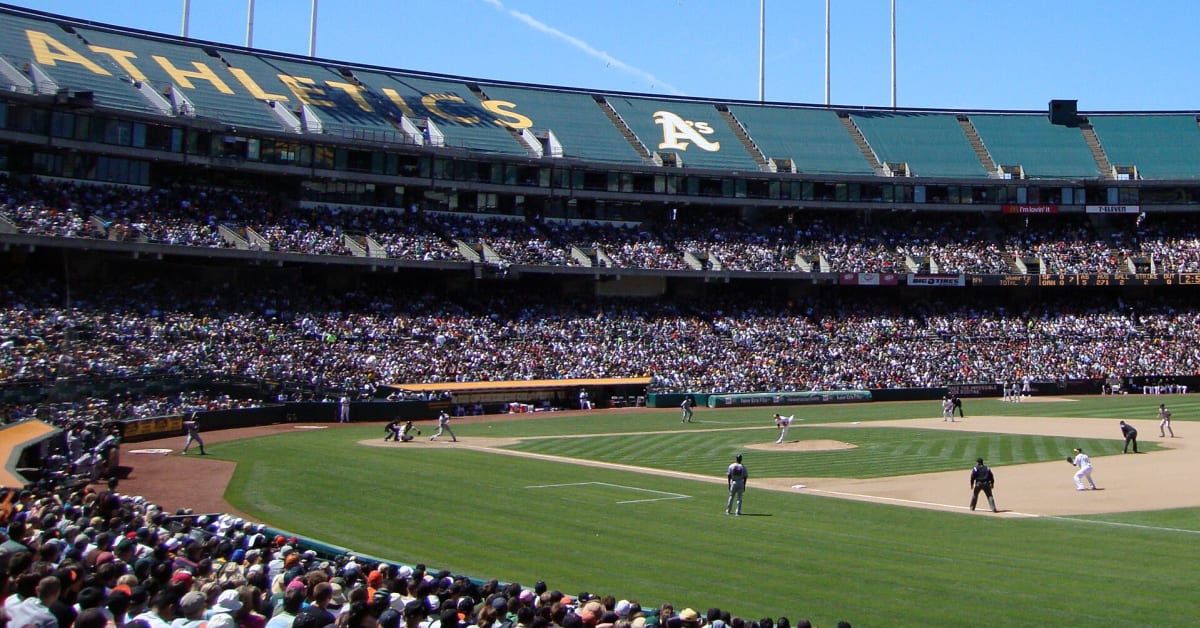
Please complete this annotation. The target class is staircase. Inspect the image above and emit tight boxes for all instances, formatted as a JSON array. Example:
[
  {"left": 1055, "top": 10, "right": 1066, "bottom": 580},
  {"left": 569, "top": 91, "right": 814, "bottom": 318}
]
[
  {"left": 956, "top": 115, "right": 999, "bottom": 176},
  {"left": 594, "top": 96, "right": 655, "bottom": 164},
  {"left": 1078, "top": 118, "right": 1115, "bottom": 179},
  {"left": 717, "top": 106, "right": 770, "bottom": 171},
  {"left": 837, "top": 113, "right": 889, "bottom": 176},
  {"left": 468, "top": 84, "right": 538, "bottom": 157}
]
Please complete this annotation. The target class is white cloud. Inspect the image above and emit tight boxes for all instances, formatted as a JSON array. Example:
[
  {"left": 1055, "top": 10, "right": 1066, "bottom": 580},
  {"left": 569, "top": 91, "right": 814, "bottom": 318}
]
[{"left": 481, "top": 0, "right": 683, "bottom": 95}]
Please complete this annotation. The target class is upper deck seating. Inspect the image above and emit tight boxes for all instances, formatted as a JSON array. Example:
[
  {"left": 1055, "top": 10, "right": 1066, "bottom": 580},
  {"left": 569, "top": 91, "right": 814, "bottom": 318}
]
[
  {"left": 479, "top": 84, "right": 643, "bottom": 164},
  {"left": 728, "top": 105, "right": 873, "bottom": 175},
  {"left": 72, "top": 26, "right": 284, "bottom": 131},
  {"left": 1088, "top": 115, "right": 1200, "bottom": 180},
  {"left": 969, "top": 114, "right": 1097, "bottom": 178},
  {"left": 605, "top": 96, "right": 759, "bottom": 170},
  {"left": 244, "top": 54, "right": 405, "bottom": 141},
  {"left": 0, "top": 14, "right": 156, "bottom": 115},
  {"left": 851, "top": 111, "right": 986, "bottom": 178},
  {"left": 351, "top": 70, "right": 527, "bottom": 155}
]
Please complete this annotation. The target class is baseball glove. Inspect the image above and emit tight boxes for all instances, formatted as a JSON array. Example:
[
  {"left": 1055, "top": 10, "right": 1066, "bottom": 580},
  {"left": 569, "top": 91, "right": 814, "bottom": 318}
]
[{"left": 1065, "top": 456, "right": 1074, "bottom": 463}]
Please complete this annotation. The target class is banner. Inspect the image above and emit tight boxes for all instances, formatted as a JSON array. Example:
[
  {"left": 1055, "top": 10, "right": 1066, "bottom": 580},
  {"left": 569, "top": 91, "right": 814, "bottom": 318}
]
[
  {"left": 907, "top": 274, "right": 966, "bottom": 287},
  {"left": 1002, "top": 204, "right": 1058, "bottom": 214},
  {"left": 839, "top": 272, "right": 899, "bottom": 286},
  {"left": 706, "top": 390, "right": 872, "bottom": 408},
  {"left": 1085, "top": 205, "right": 1140, "bottom": 214}
]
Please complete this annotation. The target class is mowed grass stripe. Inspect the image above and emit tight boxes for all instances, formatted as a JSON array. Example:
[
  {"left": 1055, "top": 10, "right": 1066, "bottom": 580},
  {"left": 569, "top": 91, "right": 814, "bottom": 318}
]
[{"left": 501, "top": 427, "right": 1130, "bottom": 479}]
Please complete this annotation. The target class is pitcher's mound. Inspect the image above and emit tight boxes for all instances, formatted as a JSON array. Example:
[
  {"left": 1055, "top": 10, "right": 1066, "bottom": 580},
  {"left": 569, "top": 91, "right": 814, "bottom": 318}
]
[{"left": 745, "top": 439, "right": 857, "bottom": 452}]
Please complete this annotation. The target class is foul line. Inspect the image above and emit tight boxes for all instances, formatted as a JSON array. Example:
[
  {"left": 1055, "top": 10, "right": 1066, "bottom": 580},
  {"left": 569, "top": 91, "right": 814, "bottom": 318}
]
[
  {"left": 1039, "top": 516, "right": 1200, "bottom": 535},
  {"left": 804, "top": 488, "right": 1043, "bottom": 518},
  {"left": 526, "top": 481, "right": 690, "bottom": 504}
]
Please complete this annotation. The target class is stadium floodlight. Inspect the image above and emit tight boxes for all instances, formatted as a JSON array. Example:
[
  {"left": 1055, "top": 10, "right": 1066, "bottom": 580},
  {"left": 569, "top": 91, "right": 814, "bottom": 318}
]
[
  {"left": 246, "top": 0, "right": 255, "bottom": 48},
  {"left": 891, "top": 0, "right": 896, "bottom": 108},
  {"left": 308, "top": 0, "right": 318, "bottom": 57},
  {"left": 759, "top": 0, "right": 765, "bottom": 102},
  {"left": 824, "top": 0, "right": 830, "bottom": 106}
]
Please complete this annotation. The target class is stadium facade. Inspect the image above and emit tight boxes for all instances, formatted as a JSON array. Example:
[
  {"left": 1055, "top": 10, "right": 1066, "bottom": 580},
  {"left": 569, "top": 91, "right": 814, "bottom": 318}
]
[{"left": 1, "top": 3, "right": 1200, "bottom": 287}]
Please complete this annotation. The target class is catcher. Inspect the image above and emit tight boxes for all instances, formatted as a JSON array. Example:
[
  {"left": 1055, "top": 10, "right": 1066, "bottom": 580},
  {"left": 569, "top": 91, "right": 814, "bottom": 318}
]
[{"left": 969, "top": 457, "right": 997, "bottom": 512}]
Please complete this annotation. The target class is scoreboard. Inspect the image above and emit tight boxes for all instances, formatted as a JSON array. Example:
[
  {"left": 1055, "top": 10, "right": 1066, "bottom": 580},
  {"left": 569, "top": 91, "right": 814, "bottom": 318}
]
[{"left": 970, "top": 274, "right": 1200, "bottom": 287}]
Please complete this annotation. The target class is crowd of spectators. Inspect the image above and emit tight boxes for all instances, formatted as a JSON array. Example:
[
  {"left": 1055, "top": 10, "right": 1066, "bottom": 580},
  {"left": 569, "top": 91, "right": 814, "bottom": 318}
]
[
  {"left": 5, "top": 270, "right": 1200, "bottom": 395},
  {"left": 2, "top": 392, "right": 265, "bottom": 427},
  {"left": 12, "top": 178, "right": 1200, "bottom": 275},
  {"left": 0, "top": 485, "right": 848, "bottom": 628}
]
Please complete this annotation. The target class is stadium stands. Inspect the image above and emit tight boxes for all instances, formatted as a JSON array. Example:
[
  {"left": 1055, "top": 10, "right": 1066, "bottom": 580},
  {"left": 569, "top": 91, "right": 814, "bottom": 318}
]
[
  {"left": 351, "top": 70, "right": 529, "bottom": 155},
  {"left": 1088, "top": 114, "right": 1200, "bottom": 179},
  {"left": 0, "top": 14, "right": 158, "bottom": 115},
  {"left": 850, "top": 111, "right": 988, "bottom": 177},
  {"left": 71, "top": 25, "right": 286, "bottom": 132},
  {"left": 727, "top": 105, "right": 874, "bottom": 175},
  {"left": 479, "top": 84, "right": 645, "bottom": 164},
  {"left": 244, "top": 54, "right": 406, "bottom": 141},
  {"left": 969, "top": 114, "right": 1099, "bottom": 179},
  {"left": 605, "top": 96, "right": 760, "bottom": 170}
]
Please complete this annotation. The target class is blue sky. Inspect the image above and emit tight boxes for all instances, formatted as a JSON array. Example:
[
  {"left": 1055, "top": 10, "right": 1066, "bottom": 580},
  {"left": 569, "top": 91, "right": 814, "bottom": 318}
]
[{"left": 6, "top": 0, "right": 1198, "bottom": 112}]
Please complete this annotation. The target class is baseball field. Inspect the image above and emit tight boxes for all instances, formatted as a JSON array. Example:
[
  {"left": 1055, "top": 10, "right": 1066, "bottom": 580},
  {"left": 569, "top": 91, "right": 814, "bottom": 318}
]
[{"left": 123, "top": 394, "right": 1200, "bottom": 626}]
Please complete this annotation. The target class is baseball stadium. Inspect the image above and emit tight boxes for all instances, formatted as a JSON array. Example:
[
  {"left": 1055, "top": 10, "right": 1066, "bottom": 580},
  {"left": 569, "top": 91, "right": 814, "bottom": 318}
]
[{"left": 2, "top": 2, "right": 1200, "bottom": 625}]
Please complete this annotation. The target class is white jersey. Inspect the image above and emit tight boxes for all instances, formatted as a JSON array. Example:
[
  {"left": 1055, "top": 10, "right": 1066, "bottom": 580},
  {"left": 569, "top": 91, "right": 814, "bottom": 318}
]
[
  {"left": 1073, "top": 452, "right": 1092, "bottom": 469},
  {"left": 775, "top": 415, "right": 794, "bottom": 427}
]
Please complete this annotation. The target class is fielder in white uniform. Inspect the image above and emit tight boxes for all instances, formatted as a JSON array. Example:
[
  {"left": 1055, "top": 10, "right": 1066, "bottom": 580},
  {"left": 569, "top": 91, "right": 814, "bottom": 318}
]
[
  {"left": 774, "top": 413, "right": 794, "bottom": 444},
  {"left": 1071, "top": 448, "right": 1097, "bottom": 490},
  {"left": 1158, "top": 404, "right": 1175, "bottom": 437},
  {"left": 942, "top": 397, "right": 955, "bottom": 421}
]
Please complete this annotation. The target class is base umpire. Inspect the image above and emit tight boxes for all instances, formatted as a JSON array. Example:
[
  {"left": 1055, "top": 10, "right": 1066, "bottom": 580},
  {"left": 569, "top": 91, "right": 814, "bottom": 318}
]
[{"left": 969, "top": 457, "right": 997, "bottom": 513}]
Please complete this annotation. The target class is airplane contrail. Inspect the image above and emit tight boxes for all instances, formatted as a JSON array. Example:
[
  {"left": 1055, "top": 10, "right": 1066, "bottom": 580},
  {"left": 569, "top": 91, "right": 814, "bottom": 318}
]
[{"left": 480, "top": 0, "right": 684, "bottom": 95}]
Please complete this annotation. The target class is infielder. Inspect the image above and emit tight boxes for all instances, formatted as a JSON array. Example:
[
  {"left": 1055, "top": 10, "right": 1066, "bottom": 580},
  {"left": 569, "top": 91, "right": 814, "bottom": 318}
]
[
  {"left": 773, "top": 413, "right": 794, "bottom": 444},
  {"left": 1070, "top": 447, "right": 1097, "bottom": 490},
  {"left": 680, "top": 397, "right": 694, "bottom": 423},
  {"left": 1158, "top": 403, "right": 1175, "bottom": 437},
  {"left": 726, "top": 454, "right": 748, "bottom": 516},
  {"left": 941, "top": 396, "right": 955, "bottom": 421}
]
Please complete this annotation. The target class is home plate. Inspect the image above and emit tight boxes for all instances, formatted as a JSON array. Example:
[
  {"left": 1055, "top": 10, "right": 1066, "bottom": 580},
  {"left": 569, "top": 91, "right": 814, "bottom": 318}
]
[
  {"left": 791, "top": 484, "right": 807, "bottom": 490},
  {"left": 294, "top": 426, "right": 328, "bottom": 430}
]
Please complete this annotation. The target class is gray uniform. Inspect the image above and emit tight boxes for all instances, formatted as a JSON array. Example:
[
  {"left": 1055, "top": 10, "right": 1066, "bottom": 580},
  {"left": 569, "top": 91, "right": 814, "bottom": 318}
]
[{"left": 726, "top": 456, "right": 747, "bottom": 516}]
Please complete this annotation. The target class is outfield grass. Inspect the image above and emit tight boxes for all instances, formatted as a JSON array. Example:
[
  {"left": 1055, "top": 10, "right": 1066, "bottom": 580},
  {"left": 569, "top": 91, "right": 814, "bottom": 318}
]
[{"left": 217, "top": 395, "right": 1200, "bottom": 626}]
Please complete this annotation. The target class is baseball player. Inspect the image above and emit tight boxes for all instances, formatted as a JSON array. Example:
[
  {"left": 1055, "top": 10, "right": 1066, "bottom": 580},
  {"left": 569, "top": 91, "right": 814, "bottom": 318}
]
[
  {"left": 1070, "top": 447, "right": 1098, "bottom": 490},
  {"left": 398, "top": 420, "right": 418, "bottom": 442},
  {"left": 941, "top": 396, "right": 954, "bottom": 421},
  {"left": 338, "top": 396, "right": 350, "bottom": 423},
  {"left": 1158, "top": 404, "right": 1175, "bottom": 437},
  {"left": 726, "top": 454, "right": 748, "bottom": 516},
  {"left": 430, "top": 411, "right": 457, "bottom": 442},
  {"left": 773, "top": 413, "right": 794, "bottom": 444},
  {"left": 182, "top": 412, "right": 207, "bottom": 455},
  {"left": 969, "top": 457, "right": 997, "bottom": 513},
  {"left": 680, "top": 397, "right": 694, "bottom": 423}
]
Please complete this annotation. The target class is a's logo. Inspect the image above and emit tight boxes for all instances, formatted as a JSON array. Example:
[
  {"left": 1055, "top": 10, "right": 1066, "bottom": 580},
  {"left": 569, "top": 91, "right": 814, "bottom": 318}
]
[{"left": 653, "top": 110, "right": 721, "bottom": 152}]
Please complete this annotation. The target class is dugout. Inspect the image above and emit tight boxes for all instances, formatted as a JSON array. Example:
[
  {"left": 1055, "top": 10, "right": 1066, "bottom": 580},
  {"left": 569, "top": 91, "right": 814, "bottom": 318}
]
[{"left": 383, "top": 378, "right": 651, "bottom": 412}]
